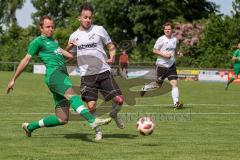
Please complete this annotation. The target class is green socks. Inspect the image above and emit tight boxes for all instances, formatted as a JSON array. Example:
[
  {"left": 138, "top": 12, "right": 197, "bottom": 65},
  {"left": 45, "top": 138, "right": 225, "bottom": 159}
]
[
  {"left": 27, "top": 115, "right": 62, "bottom": 132},
  {"left": 227, "top": 77, "right": 235, "bottom": 86},
  {"left": 27, "top": 95, "right": 96, "bottom": 132},
  {"left": 69, "top": 95, "right": 95, "bottom": 124}
]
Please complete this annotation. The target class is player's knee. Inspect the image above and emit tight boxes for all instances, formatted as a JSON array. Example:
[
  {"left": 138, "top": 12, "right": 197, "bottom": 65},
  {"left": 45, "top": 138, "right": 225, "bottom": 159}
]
[
  {"left": 170, "top": 80, "right": 178, "bottom": 87},
  {"left": 172, "top": 83, "right": 178, "bottom": 88},
  {"left": 113, "top": 95, "right": 124, "bottom": 105},
  {"left": 88, "top": 103, "right": 96, "bottom": 113},
  {"left": 88, "top": 107, "right": 96, "bottom": 114}
]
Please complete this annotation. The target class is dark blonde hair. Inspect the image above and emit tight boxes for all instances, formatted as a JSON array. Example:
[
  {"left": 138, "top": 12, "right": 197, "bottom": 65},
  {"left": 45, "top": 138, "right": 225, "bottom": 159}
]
[
  {"left": 163, "top": 22, "right": 174, "bottom": 29},
  {"left": 39, "top": 15, "right": 53, "bottom": 27}
]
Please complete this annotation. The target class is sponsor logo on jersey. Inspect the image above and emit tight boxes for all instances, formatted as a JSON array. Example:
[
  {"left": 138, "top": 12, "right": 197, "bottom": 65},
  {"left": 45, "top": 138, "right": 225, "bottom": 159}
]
[
  {"left": 77, "top": 42, "right": 97, "bottom": 50},
  {"left": 166, "top": 48, "right": 175, "bottom": 51}
]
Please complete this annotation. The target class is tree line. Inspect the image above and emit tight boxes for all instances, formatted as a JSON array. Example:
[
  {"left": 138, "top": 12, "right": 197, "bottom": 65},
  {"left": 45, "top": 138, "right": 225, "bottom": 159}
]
[{"left": 1, "top": 0, "right": 240, "bottom": 70}]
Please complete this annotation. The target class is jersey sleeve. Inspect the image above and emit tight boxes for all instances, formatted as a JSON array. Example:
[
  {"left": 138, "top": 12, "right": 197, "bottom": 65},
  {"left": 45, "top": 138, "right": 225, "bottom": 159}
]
[
  {"left": 233, "top": 50, "right": 239, "bottom": 57},
  {"left": 99, "top": 26, "right": 112, "bottom": 45},
  {"left": 27, "top": 38, "right": 41, "bottom": 56},
  {"left": 153, "top": 37, "right": 163, "bottom": 50}
]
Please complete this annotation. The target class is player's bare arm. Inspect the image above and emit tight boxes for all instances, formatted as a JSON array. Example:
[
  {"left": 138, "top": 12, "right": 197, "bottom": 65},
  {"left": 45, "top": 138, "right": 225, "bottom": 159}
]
[
  {"left": 65, "top": 40, "right": 77, "bottom": 52},
  {"left": 176, "top": 42, "right": 183, "bottom": 57},
  {"left": 106, "top": 42, "right": 116, "bottom": 64},
  {"left": 6, "top": 54, "right": 32, "bottom": 94},
  {"left": 232, "top": 56, "right": 239, "bottom": 62},
  {"left": 58, "top": 48, "right": 74, "bottom": 59}
]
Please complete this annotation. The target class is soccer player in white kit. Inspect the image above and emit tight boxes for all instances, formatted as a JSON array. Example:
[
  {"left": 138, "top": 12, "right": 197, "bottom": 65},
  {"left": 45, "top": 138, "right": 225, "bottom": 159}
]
[
  {"left": 66, "top": 3, "right": 124, "bottom": 140},
  {"left": 141, "top": 22, "right": 183, "bottom": 109}
]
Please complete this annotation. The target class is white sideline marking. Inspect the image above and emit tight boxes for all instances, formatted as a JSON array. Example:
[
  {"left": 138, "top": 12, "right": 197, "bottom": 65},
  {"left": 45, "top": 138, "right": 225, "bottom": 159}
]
[
  {"left": 119, "top": 112, "right": 240, "bottom": 115},
  {"left": 1, "top": 104, "right": 240, "bottom": 115},
  {"left": 125, "top": 104, "right": 240, "bottom": 107}
]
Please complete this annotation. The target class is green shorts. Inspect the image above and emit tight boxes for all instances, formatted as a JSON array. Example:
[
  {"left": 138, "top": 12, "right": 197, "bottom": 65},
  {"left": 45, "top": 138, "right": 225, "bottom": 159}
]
[
  {"left": 234, "top": 64, "right": 240, "bottom": 76},
  {"left": 45, "top": 66, "right": 73, "bottom": 107}
]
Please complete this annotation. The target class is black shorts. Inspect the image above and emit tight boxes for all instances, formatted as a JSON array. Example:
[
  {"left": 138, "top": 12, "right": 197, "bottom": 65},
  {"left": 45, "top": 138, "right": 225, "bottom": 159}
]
[
  {"left": 80, "top": 71, "right": 122, "bottom": 102},
  {"left": 156, "top": 63, "right": 178, "bottom": 81}
]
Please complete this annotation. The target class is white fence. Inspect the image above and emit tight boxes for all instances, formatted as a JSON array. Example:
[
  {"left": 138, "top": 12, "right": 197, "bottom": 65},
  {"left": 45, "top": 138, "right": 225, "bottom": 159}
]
[
  {"left": 1, "top": 61, "right": 234, "bottom": 83},
  {"left": 33, "top": 64, "right": 230, "bottom": 83}
]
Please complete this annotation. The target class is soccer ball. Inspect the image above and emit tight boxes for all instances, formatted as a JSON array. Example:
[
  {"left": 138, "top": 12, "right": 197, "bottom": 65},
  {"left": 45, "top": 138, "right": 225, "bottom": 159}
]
[{"left": 136, "top": 116, "right": 155, "bottom": 136}]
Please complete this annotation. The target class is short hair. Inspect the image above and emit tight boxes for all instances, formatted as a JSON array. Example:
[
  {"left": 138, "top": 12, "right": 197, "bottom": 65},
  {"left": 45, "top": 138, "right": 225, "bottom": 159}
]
[
  {"left": 79, "top": 3, "right": 94, "bottom": 15},
  {"left": 163, "top": 22, "right": 174, "bottom": 29},
  {"left": 39, "top": 15, "right": 53, "bottom": 27}
]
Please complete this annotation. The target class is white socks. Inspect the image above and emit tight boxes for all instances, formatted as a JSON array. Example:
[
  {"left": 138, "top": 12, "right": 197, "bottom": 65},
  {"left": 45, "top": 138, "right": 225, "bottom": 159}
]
[{"left": 171, "top": 86, "right": 179, "bottom": 105}]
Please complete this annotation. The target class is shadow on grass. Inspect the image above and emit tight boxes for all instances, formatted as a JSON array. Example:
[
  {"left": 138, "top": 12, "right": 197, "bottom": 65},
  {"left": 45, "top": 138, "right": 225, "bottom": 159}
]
[
  {"left": 33, "top": 133, "right": 96, "bottom": 143},
  {"left": 141, "top": 143, "right": 161, "bottom": 147},
  {"left": 64, "top": 133, "right": 138, "bottom": 142}
]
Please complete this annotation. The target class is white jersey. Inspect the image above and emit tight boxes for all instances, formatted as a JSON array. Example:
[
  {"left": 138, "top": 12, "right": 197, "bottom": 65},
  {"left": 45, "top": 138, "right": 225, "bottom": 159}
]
[
  {"left": 153, "top": 35, "right": 177, "bottom": 68},
  {"left": 68, "top": 25, "right": 112, "bottom": 76}
]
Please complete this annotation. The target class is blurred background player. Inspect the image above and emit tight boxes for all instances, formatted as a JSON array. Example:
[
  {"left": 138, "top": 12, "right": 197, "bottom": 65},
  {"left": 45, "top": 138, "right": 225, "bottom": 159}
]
[
  {"left": 141, "top": 22, "right": 183, "bottom": 109},
  {"left": 119, "top": 50, "right": 129, "bottom": 78},
  {"left": 66, "top": 3, "right": 124, "bottom": 140},
  {"left": 225, "top": 42, "right": 240, "bottom": 90},
  {"left": 6, "top": 15, "right": 111, "bottom": 138}
]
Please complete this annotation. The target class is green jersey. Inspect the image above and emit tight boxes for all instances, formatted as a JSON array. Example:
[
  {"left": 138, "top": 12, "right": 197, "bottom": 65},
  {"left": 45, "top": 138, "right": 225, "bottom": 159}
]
[
  {"left": 28, "top": 35, "right": 72, "bottom": 106},
  {"left": 27, "top": 35, "right": 65, "bottom": 73},
  {"left": 233, "top": 49, "right": 240, "bottom": 65}
]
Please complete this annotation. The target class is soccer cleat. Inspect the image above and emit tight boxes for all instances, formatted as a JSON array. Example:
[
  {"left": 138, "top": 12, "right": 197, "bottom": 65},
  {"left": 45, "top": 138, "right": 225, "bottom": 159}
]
[
  {"left": 140, "top": 90, "right": 146, "bottom": 97},
  {"left": 90, "top": 117, "right": 112, "bottom": 129},
  {"left": 109, "top": 111, "right": 124, "bottom": 129},
  {"left": 22, "top": 123, "right": 32, "bottom": 137},
  {"left": 174, "top": 102, "right": 183, "bottom": 109},
  {"left": 140, "top": 82, "right": 160, "bottom": 97},
  {"left": 95, "top": 131, "right": 103, "bottom": 141},
  {"left": 140, "top": 84, "right": 147, "bottom": 96},
  {"left": 112, "top": 116, "right": 124, "bottom": 129}
]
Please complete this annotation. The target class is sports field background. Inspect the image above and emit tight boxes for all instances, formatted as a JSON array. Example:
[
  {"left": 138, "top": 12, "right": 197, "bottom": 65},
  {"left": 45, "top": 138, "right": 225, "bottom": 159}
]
[{"left": 1, "top": 71, "right": 240, "bottom": 160}]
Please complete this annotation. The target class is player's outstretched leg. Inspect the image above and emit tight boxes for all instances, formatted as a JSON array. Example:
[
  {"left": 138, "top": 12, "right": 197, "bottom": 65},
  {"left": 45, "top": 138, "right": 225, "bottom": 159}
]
[
  {"left": 171, "top": 86, "right": 183, "bottom": 109},
  {"left": 24, "top": 116, "right": 64, "bottom": 136},
  {"left": 109, "top": 95, "right": 124, "bottom": 129},
  {"left": 225, "top": 77, "right": 235, "bottom": 90},
  {"left": 69, "top": 95, "right": 111, "bottom": 129},
  {"left": 140, "top": 81, "right": 161, "bottom": 97},
  {"left": 87, "top": 103, "right": 103, "bottom": 141},
  {"left": 21, "top": 115, "right": 65, "bottom": 137}
]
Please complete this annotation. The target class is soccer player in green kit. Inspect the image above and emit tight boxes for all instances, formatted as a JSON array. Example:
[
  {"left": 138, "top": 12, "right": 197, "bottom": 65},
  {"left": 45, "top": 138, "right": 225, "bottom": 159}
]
[
  {"left": 6, "top": 15, "right": 111, "bottom": 138},
  {"left": 225, "top": 42, "right": 240, "bottom": 90}
]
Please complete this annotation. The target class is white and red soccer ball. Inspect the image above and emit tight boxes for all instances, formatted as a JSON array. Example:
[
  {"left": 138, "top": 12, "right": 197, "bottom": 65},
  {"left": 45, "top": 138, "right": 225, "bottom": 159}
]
[{"left": 136, "top": 116, "right": 155, "bottom": 136}]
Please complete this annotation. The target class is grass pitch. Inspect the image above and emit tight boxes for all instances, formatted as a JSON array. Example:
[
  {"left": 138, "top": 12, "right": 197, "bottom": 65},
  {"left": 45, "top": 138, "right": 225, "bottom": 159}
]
[{"left": 1, "top": 71, "right": 240, "bottom": 160}]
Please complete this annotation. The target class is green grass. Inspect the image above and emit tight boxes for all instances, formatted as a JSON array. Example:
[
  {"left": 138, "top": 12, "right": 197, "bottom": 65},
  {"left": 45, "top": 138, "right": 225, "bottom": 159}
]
[{"left": 1, "top": 71, "right": 240, "bottom": 160}]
